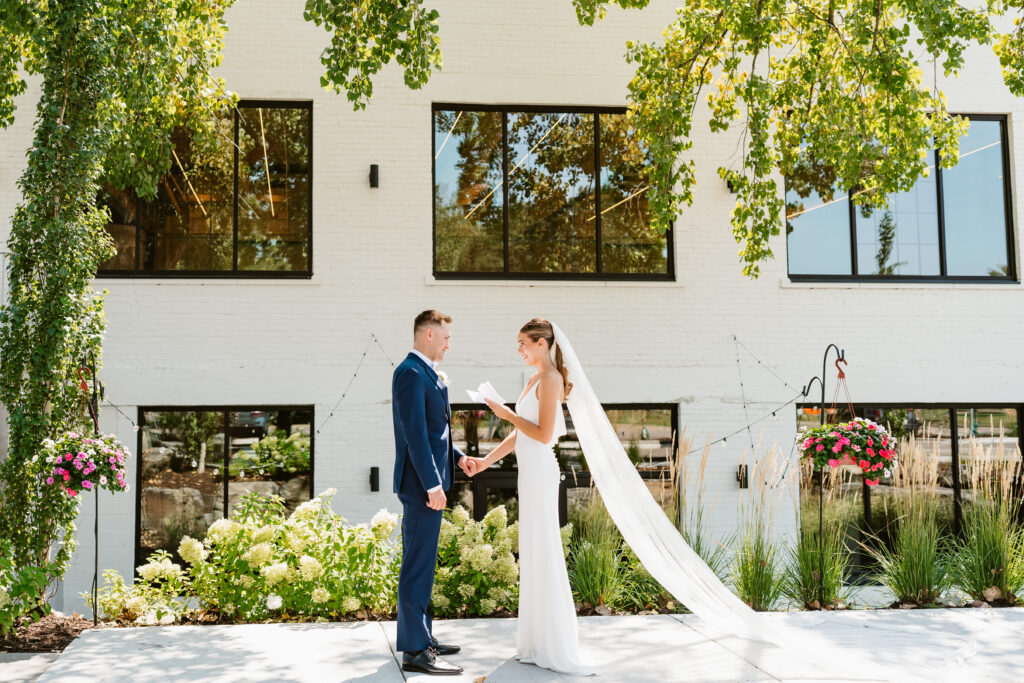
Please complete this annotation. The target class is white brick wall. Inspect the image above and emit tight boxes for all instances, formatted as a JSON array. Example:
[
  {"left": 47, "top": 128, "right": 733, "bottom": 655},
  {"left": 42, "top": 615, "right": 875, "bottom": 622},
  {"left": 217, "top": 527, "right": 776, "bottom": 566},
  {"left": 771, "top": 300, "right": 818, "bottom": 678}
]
[{"left": 1, "top": 0, "right": 1022, "bottom": 613}]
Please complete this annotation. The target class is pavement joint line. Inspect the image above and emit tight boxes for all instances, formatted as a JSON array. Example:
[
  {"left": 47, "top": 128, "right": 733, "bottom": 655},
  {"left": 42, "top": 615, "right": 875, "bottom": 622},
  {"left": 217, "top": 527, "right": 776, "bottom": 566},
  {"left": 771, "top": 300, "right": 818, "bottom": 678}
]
[{"left": 379, "top": 620, "right": 407, "bottom": 681}]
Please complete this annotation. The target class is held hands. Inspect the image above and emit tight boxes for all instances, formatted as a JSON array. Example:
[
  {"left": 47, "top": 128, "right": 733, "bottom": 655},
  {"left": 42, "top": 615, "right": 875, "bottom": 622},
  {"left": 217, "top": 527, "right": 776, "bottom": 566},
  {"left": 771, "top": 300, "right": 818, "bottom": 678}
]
[
  {"left": 485, "top": 398, "right": 516, "bottom": 422},
  {"left": 459, "top": 456, "right": 487, "bottom": 477}
]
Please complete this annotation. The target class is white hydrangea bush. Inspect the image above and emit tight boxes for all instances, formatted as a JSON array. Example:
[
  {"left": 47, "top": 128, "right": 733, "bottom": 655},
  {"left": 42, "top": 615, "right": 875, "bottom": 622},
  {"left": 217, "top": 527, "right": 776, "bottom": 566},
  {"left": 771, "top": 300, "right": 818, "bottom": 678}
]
[
  {"left": 432, "top": 504, "right": 529, "bottom": 617},
  {"left": 89, "top": 489, "right": 400, "bottom": 623},
  {"left": 87, "top": 550, "right": 189, "bottom": 625}
]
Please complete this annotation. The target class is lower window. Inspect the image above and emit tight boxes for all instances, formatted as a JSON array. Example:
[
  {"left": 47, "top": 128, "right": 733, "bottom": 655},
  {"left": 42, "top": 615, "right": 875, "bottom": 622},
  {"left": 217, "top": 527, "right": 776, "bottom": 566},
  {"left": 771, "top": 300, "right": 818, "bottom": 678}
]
[{"left": 136, "top": 406, "right": 314, "bottom": 566}]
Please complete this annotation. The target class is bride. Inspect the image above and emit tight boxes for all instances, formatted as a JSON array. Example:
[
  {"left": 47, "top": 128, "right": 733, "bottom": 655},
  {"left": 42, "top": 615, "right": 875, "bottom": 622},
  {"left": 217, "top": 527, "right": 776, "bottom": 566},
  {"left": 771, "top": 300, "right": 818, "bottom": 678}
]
[{"left": 465, "top": 318, "right": 596, "bottom": 676}]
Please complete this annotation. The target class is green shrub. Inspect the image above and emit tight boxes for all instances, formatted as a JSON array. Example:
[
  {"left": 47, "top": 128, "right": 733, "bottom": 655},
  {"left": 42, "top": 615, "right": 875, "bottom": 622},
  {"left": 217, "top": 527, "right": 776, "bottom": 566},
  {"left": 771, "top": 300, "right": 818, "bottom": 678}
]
[
  {"left": 0, "top": 540, "right": 51, "bottom": 636},
  {"left": 568, "top": 498, "right": 622, "bottom": 607},
  {"left": 731, "top": 521, "right": 785, "bottom": 611},
  {"left": 783, "top": 525, "right": 850, "bottom": 609},
  {"left": 869, "top": 506, "right": 950, "bottom": 605},
  {"left": 950, "top": 502, "right": 1024, "bottom": 604}
]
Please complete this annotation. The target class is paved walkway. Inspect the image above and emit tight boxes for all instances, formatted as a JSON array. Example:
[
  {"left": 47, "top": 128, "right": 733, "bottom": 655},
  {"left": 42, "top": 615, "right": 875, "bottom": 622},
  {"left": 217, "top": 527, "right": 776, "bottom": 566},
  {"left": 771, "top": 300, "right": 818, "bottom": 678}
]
[{"left": 4, "top": 609, "right": 1023, "bottom": 682}]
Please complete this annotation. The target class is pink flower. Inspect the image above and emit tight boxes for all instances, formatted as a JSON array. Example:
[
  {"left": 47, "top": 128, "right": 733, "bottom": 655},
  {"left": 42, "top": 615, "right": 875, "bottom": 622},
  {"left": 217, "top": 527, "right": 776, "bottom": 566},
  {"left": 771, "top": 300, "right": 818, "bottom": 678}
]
[
  {"left": 873, "top": 463, "right": 882, "bottom": 471},
  {"left": 82, "top": 480, "right": 93, "bottom": 490},
  {"left": 74, "top": 461, "right": 83, "bottom": 470},
  {"left": 858, "top": 459, "right": 869, "bottom": 470},
  {"left": 62, "top": 473, "right": 70, "bottom": 482},
  {"left": 829, "top": 431, "right": 840, "bottom": 438},
  {"left": 827, "top": 459, "right": 839, "bottom": 468},
  {"left": 851, "top": 444, "right": 861, "bottom": 451},
  {"left": 840, "top": 437, "right": 851, "bottom": 445},
  {"left": 68, "top": 489, "right": 77, "bottom": 497},
  {"left": 109, "top": 457, "right": 116, "bottom": 464},
  {"left": 867, "top": 424, "right": 877, "bottom": 430},
  {"left": 832, "top": 444, "right": 842, "bottom": 453},
  {"left": 64, "top": 454, "right": 72, "bottom": 461},
  {"left": 866, "top": 448, "right": 875, "bottom": 456},
  {"left": 881, "top": 437, "right": 888, "bottom": 446},
  {"left": 816, "top": 444, "right": 824, "bottom": 452},
  {"left": 46, "top": 476, "right": 54, "bottom": 485},
  {"left": 865, "top": 479, "right": 879, "bottom": 486},
  {"left": 867, "top": 437, "right": 874, "bottom": 447},
  {"left": 77, "top": 451, "right": 86, "bottom": 458}
]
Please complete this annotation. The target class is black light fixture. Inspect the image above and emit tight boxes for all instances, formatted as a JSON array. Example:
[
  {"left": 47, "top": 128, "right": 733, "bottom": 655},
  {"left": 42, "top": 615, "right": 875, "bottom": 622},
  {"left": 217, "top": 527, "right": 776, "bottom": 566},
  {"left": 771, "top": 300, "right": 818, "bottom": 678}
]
[
  {"left": 369, "top": 164, "right": 379, "bottom": 188},
  {"left": 370, "top": 466, "right": 380, "bottom": 492},
  {"left": 736, "top": 464, "right": 749, "bottom": 489}
]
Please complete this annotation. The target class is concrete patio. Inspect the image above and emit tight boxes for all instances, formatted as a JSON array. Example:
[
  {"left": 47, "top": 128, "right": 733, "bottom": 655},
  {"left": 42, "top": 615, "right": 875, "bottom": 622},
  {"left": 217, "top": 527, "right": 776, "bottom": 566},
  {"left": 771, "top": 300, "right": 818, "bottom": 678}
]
[{"left": 5, "top": 608, "right": 1022, "bottom": 682}]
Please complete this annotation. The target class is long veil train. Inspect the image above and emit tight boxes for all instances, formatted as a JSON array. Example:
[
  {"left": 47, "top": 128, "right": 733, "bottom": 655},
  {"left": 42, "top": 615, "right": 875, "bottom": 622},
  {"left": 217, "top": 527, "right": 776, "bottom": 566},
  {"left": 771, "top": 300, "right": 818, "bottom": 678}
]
[
  {"left": 550, "top": 323, "right": 964, "bottom": 683},
  {"left": 551, "top": 323, "right": 768, "bottom": 641}
]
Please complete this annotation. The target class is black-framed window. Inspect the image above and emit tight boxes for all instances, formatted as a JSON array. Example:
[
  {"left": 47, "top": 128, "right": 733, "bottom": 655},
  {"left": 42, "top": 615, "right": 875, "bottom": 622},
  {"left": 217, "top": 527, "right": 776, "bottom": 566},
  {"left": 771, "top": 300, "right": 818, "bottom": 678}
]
[
  {"left": 450, "top": 403, "right": 678, "bottom": 523},
  {"left": 786, "top": 115, "right": 1015, "bottom": 281},
  {"left": 99, "top": 101, "right": 313, "bottom": 277},
  {"left": 432, "top": 104, "right": 673, "bottom": 279},
  {"left": 135, "top": 406, "right": 314, "bottom": 566}
]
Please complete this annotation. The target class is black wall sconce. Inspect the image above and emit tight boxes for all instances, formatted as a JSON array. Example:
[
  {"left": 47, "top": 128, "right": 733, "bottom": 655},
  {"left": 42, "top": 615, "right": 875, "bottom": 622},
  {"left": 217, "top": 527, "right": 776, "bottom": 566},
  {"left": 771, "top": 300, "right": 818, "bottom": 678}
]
[
  {"left": 370, "top": 466, "right": 380, "bottom": 492},
  {"left": 736, "top": 464, "right": 748, "bottom": 489},
  {"left": 369, "top": 164, "right": 379, "bottom": 188}
]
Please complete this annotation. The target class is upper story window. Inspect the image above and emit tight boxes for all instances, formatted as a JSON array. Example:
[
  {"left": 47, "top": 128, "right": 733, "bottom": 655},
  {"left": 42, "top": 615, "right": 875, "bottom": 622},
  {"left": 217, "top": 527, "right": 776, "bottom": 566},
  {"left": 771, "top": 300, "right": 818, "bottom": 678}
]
[
  {"left": 432, "top": 105, "right": 673, "bottom": 279},
  {"left": 98, "top": 101, "right": 312, "bottom": 277},
  {"left": 786, "top": 115, "right": 1015, "bottom": 281}
]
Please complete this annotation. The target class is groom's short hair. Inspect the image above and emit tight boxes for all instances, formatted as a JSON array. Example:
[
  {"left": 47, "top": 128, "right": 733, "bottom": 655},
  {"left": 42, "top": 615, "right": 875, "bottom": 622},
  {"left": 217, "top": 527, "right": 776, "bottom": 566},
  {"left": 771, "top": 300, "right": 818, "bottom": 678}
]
[{"left": 414, "top": 309, "right": 452, "bottom": 334}]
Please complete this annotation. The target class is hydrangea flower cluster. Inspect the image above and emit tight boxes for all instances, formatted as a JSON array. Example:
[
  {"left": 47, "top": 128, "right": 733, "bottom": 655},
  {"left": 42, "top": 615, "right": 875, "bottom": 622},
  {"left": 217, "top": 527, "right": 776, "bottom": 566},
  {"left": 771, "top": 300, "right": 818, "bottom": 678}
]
[
  {"left": 40, "top": 432, "right": 130, "bottom": 498},
  {"left": 798, "top": 417, "right": 899, "bottom": 486},
  {"left": 88, "top": 489, "right": 400, "bottom": 625}
]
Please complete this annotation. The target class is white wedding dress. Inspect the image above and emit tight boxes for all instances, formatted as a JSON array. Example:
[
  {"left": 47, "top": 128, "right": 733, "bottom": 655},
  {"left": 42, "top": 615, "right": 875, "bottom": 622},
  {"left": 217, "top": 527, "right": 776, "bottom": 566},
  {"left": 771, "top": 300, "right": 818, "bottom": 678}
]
[{"left": 514, "top": 382, "right": 596, "bottom": 676}]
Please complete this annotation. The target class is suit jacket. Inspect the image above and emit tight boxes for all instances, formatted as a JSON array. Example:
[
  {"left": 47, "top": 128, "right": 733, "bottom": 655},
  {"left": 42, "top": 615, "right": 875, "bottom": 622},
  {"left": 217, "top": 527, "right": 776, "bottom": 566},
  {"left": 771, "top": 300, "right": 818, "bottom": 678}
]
[{"left": 392, "top": 352, "right": 465, "bottom": 494}]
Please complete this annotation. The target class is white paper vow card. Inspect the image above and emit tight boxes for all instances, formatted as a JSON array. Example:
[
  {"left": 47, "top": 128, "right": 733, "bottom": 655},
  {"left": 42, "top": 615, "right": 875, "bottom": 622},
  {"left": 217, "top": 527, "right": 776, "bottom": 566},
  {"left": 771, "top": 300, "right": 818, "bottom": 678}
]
[{"left": 466, "top": 381, "right": 506, "bottom": 405}]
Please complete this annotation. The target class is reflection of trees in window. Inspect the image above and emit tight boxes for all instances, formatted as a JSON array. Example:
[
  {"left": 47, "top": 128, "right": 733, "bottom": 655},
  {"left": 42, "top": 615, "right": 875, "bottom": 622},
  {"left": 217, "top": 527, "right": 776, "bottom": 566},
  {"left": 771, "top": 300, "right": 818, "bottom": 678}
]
[
  {"left": 433, "top": 106, "right": 670, "bottom": 278},
  {"left": 507, "top": 111, "right": 596, "bottom": 273},
  {"left": 99, "top": 102, "right": 311, "bottom": 275},
  {"left": 599, "top": 114, "right": 665, "bottom": 274},
  {"left": 874, "top": 210, "right": 905, "bottom": 276},
  {"left": 137, "top": 407, "right": 313, "bottom": 566},
  {"left": 787, "top": 116, "right": 1013, "bottom": 280},
  {"left": 433, "top": 110, "right": 504, "bottom": 272}
]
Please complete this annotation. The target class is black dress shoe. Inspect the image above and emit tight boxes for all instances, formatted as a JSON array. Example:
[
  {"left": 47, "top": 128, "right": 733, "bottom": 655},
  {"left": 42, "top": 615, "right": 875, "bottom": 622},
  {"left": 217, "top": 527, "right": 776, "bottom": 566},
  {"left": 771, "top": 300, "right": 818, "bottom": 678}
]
[
  {"left": 402, "top": 648, "right": 463, "bottom": 676},
  {"left": 429, "top": 638, "right": 461, "bottom": 656}
]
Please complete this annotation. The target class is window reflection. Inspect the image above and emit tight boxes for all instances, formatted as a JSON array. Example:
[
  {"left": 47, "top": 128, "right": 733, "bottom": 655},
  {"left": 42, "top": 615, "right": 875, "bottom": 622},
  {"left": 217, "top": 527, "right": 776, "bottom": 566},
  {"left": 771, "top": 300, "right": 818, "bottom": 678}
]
[
  {"left": 138, "top": 408, "right": 313, "bottom": 565},
  {"left": 786, "top": 116, "right": 1013, "bottom": 279},
  {"left": 599, "top": 114, "right": 665, "bottom": 274},
  {"left": 99, "top": 103, "right": 311, "bottom": 275},
  {"left": 432, "top": 106, "right": 671, "bottom": 278},
  {"left": 508, "top": 111, "right": 597, "bottom": 273},
  {"left": 237, "top": 106, "right": 311, "bottom": 272},
  {"left": 942, "top": 120, "right": 1010, "bottom": 277},
  {"left": 855, "top": 151, "right": 940, "bottom": 276},
  {"left": 433, "top": 110, "right": 504, "bottom": 272}
]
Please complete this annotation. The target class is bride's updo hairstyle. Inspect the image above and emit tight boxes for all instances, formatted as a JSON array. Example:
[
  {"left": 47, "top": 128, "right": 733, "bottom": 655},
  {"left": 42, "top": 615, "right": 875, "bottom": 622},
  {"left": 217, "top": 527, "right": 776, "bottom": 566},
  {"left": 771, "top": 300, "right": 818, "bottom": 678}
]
[{"left": 519, "top": 318, "right": 573, "bottom": 399}]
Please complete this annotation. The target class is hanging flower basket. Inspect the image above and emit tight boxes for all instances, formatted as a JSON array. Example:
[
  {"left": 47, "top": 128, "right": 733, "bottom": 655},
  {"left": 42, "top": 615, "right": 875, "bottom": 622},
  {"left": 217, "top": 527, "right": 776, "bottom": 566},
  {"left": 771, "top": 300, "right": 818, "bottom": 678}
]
[
  {"left": 40, "top": 432, "right": 131, "bottom": 498},
  {"left": 798, "top": 417, "right": 899, "bottom": 486}
]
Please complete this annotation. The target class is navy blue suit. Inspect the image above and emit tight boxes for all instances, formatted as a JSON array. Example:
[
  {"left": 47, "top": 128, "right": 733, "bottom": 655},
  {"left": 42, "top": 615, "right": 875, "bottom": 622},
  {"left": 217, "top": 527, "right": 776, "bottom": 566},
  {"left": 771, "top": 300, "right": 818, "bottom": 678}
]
[{"left": 392, "top": 352, "right": 465, "bottom": 653}]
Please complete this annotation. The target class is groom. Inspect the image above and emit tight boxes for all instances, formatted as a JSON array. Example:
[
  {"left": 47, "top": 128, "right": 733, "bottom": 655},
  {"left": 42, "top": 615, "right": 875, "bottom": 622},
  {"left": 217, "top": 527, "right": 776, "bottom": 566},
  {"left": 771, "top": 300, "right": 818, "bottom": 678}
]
[{"left": 392, "top": 310, "right": 474, "bottom": 676}]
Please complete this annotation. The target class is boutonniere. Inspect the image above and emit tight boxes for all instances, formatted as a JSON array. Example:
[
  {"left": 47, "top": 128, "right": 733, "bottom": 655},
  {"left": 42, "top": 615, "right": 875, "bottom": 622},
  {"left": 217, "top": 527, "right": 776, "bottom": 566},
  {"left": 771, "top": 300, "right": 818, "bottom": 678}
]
[{"left": 436, "top": 370, "right": 450, "bottom": 387}]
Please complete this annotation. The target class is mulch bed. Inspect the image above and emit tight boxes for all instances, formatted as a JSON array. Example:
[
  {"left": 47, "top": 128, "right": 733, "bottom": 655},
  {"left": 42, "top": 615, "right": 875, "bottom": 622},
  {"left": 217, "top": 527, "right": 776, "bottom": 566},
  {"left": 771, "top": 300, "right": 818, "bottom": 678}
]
[{"left": 0, "top": 613, "right": 115, "bottom": 653}]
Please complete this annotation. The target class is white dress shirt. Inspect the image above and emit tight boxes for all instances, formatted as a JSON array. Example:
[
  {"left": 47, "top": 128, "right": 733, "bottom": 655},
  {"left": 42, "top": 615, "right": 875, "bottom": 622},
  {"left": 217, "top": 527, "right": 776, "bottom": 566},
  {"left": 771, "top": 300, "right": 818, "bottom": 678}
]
[{"left": 409, "top": 349, "right": 461, "bottom": 493}]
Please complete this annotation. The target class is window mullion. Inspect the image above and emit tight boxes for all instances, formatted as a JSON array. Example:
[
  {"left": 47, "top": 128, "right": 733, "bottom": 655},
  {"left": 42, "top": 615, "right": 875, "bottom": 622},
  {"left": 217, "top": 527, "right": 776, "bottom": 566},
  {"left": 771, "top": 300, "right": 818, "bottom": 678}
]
[
  {"left": 502, "top": 110, "right": 510, "bottom": 274},
  {"left": 594, "top": 112, "right": 602, "bottom": 275},
  {"left": 848, "top": 189, "right": 858, "bottom": 276},
  {"left": 233, "top": 110, "right": 240, "bottom": 272},
  {"left": 936, "top": 144, "right": 948, "bottom": 277}
]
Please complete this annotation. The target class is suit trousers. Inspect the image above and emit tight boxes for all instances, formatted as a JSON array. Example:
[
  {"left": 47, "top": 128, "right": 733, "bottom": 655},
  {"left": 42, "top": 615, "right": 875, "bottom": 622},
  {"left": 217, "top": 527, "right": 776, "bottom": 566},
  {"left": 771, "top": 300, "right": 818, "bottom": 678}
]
[{"left": 396, "top": 490, "right": 443, "bottom": 653}]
